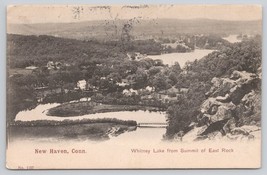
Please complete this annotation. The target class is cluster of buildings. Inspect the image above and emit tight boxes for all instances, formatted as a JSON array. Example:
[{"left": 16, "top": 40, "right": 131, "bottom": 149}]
[
  {"left": 46, "top": 61, "right": 63, "bottom": 70},
  {"left": 25, "top": 61, "right": 70, "bottom": 71}
]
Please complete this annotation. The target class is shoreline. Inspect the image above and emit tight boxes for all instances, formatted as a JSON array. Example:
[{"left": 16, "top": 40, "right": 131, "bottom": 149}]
[
  {"left": 46, "top": 101, "right": 165, "bottom": 117},
  {"left": 8, "top": 118, "right": 137, "bottom": 141},
  {"left": 10, "top": 118, "right": 137, "bottom": 127},
  {"left": 9, "top": 120, "right": 137, "bottom": 141}
]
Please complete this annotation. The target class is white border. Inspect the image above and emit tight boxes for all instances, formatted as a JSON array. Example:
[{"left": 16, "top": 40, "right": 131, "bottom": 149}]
[{"left": 1, "top": 0, "right": 266, "bottom": 174}]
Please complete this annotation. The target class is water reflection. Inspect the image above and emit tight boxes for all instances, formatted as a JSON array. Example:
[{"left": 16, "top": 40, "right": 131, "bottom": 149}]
[
  {"left": 148, "top": 49, "right": 214, "bottom": 67},
  {"left": 14, "top": 103, "right": 167, "bottom": 143}
]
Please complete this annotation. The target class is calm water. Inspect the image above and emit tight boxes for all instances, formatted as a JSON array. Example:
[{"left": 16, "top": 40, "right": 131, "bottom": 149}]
[
  {"left": 148, "top": 49, "right": 214, "bottom": 67},
  {"left": 15, "top": 103, "right": 167, "bottom": 142},
  {"left": 222, "top": 34, "right": 241, "bottom": 43},
  {"left": 15, "top": 103, "right": 167, "bottom": 123}
]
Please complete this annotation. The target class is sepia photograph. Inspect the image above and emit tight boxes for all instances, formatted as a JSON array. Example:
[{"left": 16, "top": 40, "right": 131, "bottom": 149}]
[{"left": 6, "top": 4, "right": 262, "bottom": 169}]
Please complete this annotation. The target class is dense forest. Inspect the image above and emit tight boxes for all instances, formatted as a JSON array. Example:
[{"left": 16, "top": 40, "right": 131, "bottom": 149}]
[
  {"left": 7, "top": 34, "right": 125, "bottom": 68},
  {"left": 7, "top": 33, "right": 229, "bottom": 69}
]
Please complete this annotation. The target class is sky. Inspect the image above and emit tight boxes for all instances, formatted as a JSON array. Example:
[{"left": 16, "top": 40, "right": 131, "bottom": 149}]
[{"left": 7, "top": 4, "right": 262, "bottom": 24}]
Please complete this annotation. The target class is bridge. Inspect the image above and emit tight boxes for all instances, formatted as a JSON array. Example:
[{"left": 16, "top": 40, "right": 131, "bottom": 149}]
[{"left": 137, "top": 123, "right": 168, "bottom": 128}]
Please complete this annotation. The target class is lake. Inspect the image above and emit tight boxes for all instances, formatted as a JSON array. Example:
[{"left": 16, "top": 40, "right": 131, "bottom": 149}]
[
  {"left": 222, "top": 34, "right": 241, "bottom": 43},
  {"left": 147, "top": 49, "right": 214, "bottom": 67},
  {"left": 14, "top": 103, "right": 167, "bottom": 142},
  {"left": 15, "top": 103, "right": 167, "bottom": 124}
]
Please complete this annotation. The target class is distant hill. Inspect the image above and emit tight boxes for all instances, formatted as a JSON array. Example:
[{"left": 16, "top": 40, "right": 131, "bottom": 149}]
[
  {"left": 7, "top": 34, "right": 125, "bottom": 68},
  {"left": 7, "top": 19, "right": 262, "bottom": 40}
]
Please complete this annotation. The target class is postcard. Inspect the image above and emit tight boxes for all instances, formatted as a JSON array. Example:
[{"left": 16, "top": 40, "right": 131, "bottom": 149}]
[{"left": 6, "top": 4, "right": 262, "bottom": 169}]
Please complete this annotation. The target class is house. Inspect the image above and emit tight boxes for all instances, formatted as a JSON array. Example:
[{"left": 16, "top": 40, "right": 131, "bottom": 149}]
[
  {"left": 180, "top": 88, "right": 189, "bottom": 93},
  {"left": 122, "top": 89, "right": 130, "bottom": 96},
  {"left": 116, "top": 82, "right": 128, "bottom": 87},
  {"left": 123, "top": 88, "right": 138, "bottom": 96},
  {"left": 145, "top": 86, "right": 155, "bottom": 92},
  {"left": 47, "top": 61, "right": 55, "bottom": 70},
  {"left": 76, "top": 80, "right": 87, "bottom": 90},
  {"left": 117, "top": 79, "right": 131, "bottom": 87},
  {"left": 129, "top": 88, "right": 138, "bottom": 94},
  {"left": 55, "top": 62, "right": 62, "bottom": 69},
  {"left": 121, "top": 76, "right": 134, "bottom": 86},
  {"left": 47, "top": 61, "right": 62, "bottom": 70}
]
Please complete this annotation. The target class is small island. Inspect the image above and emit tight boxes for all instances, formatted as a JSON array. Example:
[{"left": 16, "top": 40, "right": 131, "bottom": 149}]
[{"left": 47, "top": 101, "right": 161, "bottom": 117}]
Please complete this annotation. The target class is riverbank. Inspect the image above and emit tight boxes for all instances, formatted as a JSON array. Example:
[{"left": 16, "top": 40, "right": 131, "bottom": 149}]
[
  {"left": 47, "top": 101, "right": 162, "bottom": 117},
  {"left": 9, "top": 118, "right": 137, "bottom": 141}
]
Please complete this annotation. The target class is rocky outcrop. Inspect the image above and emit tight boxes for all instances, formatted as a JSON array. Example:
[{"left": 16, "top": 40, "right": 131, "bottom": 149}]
[
  {"left": 235, "top": 90, "right": 261, "bottom": 126},
  {"left": 179, "top": 70, "right": 261, "bottom": 142},
  {"left": 205, "top": 70, "right": 260, "bottom": 105},
  {"left": 205, "top": 77, "right": 236, "bottom": 98}
]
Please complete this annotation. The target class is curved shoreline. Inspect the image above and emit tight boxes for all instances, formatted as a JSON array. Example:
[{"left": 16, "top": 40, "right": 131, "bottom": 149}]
[{"left": 47, "top": 101, "right": 165, "bottom": 117}]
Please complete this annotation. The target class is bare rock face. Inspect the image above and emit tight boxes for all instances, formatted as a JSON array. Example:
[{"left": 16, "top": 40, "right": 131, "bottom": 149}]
[
  {"left": 199, "top": 98, "right": 236, "bottom": 124},
  {"left": 210, "top": 105, "right": 234, "bottom": 123},
  {"left": 235, "top": 90, "right": 261, "bottom": 126},
  {"left": 181, "top": 125, "right": 207, "bottom": 142},
  {"left": 183, "top": 70, "right": 261, "bottom": 141},
  {"left": 216, "top": 94, "right": 230, "bottom": 102},
  {"left": 229, "top": 71, "right": 260, "bottom": 104},
  {"left": 200, "top": 98, "right": 222, "bottom": 114},
  {"left": 206, "top": 77, "right": 236, "bottom": 97}
]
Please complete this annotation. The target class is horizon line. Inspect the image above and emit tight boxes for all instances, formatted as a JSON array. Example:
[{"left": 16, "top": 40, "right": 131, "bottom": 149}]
[{"left": 7, "top": 17, "right": 262, "bottom": 25}]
